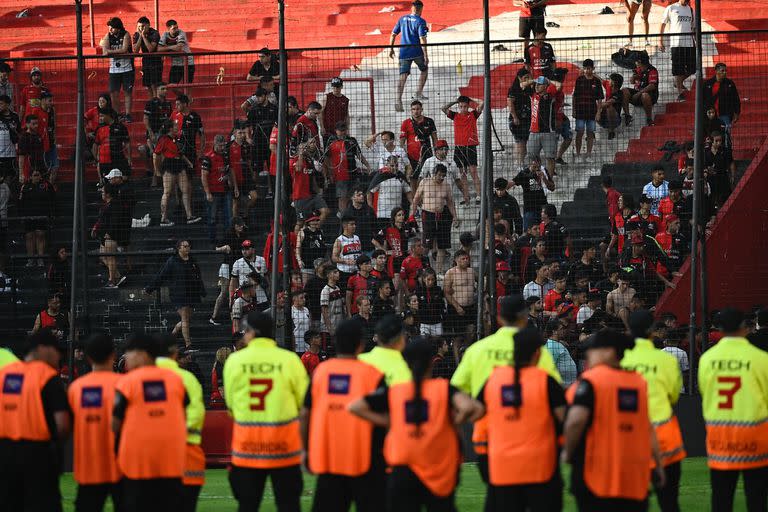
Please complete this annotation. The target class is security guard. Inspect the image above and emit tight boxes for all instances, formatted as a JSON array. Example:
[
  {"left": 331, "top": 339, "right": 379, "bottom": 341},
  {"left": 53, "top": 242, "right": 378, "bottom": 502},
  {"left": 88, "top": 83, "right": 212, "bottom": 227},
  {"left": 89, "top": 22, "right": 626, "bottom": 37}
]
[
  {"left": 0, "top": 329, "right": 71, "bottom": 512},
  {"left": 479, "top": 327, "right": 566, "bottom": 511},
  {"left": 0, "top": 345, "right": 18, "bottom": 368},
  {"left": 622, "top": 310, "right": 686, "bottom": 512},
  {"left": 156, "top": 334, "right": 206, "bottom": 512},
  {"left": 563, "top": 328, "right": 665, "bottom": 511},
  {"left": 68, "top": 334, "right": 122, "bottom": 511},
  {"left": 224, "top": 311, "right": 308, "bottom": 511},
  {"left": 113, "top": 333, "right": 187, "bottom": 512},
  {"left": 358, "top": 314, "right": 411, "bottom": 385},
  {"left": 350, "top": 339, "right": 484, "bottom": 511},
  {"left": 300, "top": 319, "right": 385, "bottom": 512},
  {"left": 698, "top": 307, "right": 768, "bottom": 511},
  {"left": 451, "top": 296, "right": 561, "bottom": 484}
]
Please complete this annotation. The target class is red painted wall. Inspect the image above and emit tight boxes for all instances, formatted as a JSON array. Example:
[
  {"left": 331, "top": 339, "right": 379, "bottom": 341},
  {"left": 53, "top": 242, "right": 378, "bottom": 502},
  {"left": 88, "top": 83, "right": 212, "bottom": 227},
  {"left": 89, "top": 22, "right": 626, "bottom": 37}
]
[{"left": 656, "top": 140, "right": 768, "bottom": 320}]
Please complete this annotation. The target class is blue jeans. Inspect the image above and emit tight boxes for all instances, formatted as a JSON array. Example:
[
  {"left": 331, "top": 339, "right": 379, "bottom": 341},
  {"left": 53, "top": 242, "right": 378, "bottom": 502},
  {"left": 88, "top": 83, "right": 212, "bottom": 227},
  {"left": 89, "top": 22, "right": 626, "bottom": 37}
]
[
  {"left": 523, "top": 210, "right": 540, "bottom": 231},
  {"left": 207, "top": 192, "right": 232, "bottom": 241}
]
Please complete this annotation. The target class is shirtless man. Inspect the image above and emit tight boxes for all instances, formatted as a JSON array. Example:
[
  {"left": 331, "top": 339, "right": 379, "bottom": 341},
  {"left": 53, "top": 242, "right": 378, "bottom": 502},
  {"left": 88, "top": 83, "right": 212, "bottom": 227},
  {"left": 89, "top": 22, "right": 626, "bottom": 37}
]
[
  {"left": 411, "top": 164, "right": 457, "bottom": 274},
  {"left": 606, "top": 272, "right": 636, "bottom": 330},
  {"left": 444, "top": 249, "right": 477, "bottom": 336}
]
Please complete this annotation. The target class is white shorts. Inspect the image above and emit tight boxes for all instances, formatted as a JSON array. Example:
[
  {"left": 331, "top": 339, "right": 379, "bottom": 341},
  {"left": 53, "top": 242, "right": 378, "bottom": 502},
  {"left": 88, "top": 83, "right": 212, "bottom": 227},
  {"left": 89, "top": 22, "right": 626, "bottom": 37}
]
[
  {"left": 218, "top": 263, "right": 231, "bottom": 280},
  {"left": 420, "top": 323, "right": 444, "bottom": 337}
]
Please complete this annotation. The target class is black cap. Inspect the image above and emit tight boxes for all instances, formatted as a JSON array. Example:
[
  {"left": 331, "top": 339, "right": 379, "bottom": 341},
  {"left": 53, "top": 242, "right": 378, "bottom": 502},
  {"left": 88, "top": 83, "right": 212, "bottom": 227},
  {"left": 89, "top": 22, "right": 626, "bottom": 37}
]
[
  {"left": 629, "top": 309, "right": 655, "bottom": 338},
  {"left": 584, "top": 328, "right": 635, "bottom": 355},
  {"left": 499, "top": 295, "right": 527, "bottom": 322},
  {"left": 124, "top": 332, "right": 163, "bottom": 358},
  {"left": 331, "top": 77, "right": 343, "bottom": 87},
  {"left": 258, "top": 47, "right": 271, "bottom": 55},
  {"left": 719, "top": 307, "right": 745, "bottom": 332},
  {"left": 375, "top": 314, "right": 404, "bottom": 345},
  {"left": 23, "top": 329, "right": 64, "bottom": 355},
  {"left": 243, "top": 311, "right": 275, "bottom": 339}
]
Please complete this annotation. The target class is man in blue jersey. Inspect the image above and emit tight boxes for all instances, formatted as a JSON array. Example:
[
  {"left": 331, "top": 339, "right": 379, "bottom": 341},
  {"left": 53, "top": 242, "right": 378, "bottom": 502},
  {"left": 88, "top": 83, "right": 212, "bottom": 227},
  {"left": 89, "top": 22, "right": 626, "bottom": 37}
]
[{"left": 390, "top": 0, "right": 429, "bottom": 112}]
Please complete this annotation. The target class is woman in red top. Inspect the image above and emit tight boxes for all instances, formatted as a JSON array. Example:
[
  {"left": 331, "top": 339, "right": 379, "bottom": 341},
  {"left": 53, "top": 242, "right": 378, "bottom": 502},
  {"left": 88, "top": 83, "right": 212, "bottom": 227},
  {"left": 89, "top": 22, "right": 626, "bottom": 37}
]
[
  {"left": 153, "top": 120, "right": 199, "bottom": 226},
  {"left": 84, "top": 93, "right": 111, "bottom": 160}
]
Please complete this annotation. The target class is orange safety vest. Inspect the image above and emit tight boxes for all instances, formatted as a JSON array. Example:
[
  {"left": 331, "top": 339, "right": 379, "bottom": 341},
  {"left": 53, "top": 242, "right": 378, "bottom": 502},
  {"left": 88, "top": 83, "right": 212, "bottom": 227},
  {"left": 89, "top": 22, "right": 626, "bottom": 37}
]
[
  {"left": 655, "top": 415, "right": 686, "bottom": 467},
  {"left": 575, "top": 365, "right": 651, "bottom": 501},
  {"left": 484, "top": 366, "right": 557, "bottom": 486},
  {"left": 68, "top": 371, "right": 122, "bottom": 485},
  {"left": 115, "top": 366, "right": 187, "bottom": 480},
  {"left": 183, "top": 444, "right": 206, "bottom": 486},
  {"left": 0, "top": 360, "right": 57, "bottom": 441},
  {"left": 384, "top": 379, "right": 460, "bottom": 497},
  {"left": 308, "top": 358, "right": 383, "bottom": 476}
]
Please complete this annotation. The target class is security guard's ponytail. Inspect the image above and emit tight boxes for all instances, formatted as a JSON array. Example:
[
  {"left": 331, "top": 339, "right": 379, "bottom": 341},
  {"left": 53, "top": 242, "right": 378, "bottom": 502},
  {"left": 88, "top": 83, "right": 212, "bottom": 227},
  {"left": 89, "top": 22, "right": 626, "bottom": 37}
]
[
  {"left": 510, "top": 327, "right": 546, "bottom": 410},
  {"left": 403, "top": 338, "right": 434, "bottom": 432}
]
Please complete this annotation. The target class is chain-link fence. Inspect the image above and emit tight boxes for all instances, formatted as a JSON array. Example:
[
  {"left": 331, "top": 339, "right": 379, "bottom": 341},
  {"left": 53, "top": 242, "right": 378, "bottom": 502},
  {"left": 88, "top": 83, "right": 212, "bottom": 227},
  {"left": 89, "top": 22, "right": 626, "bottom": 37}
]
[{"left": 2, "top": 29, "right": 767, "bottom": 397}]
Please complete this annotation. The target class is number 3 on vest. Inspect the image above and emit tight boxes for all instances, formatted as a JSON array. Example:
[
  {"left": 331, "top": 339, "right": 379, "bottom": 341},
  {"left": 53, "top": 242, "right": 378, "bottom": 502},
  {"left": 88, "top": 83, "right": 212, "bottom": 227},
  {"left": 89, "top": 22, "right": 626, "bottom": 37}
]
[
  {"left": 249, "top": 379, "right": 274, "bottom": 411},
  {"left": 716, "top": 376, "right": 741, "bottom": 409}
]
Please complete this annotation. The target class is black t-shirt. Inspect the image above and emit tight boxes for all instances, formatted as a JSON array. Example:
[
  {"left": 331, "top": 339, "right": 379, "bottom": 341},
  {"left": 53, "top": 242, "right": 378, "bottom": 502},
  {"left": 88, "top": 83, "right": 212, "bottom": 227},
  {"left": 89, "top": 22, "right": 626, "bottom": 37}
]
[
  {"left": 542, "top": 220, "right": 567, "bottom": 258},
  {"left": 513, "top": 168, "right": 548, "bottom": 213},
  {"left": 704, "top": 147, "right": 733, "bottom": 175},
  {"left": 177, "top": 111, "right": 203, "bottom": 156},
  {"left": 508, "top": 80, "right": 533, "bottom": 119},
  {"left": 249, "top": 56, "right": 279, "bottom": 80},
  {"left": 572, "top": 76, "right": 604, "bottom": 120},
  {"left": 247, "top": 102, "right": 278, "bottom": 141},
  {"left": 133, "top": 28, "right": 162, "bottom": 66},
  {"left": 40, "top": 375, "right": 70, "bottom": 442},
  {"left": 343, "top": 204, "right": 376, "bottom": 252},
  {"left": 143, "top": 98, "right": 172, "bottom": 133}
]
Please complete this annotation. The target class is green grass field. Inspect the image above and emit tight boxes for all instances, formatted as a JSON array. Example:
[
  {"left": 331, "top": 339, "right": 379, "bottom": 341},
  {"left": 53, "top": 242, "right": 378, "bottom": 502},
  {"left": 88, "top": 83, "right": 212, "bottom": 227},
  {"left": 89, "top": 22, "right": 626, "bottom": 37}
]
[{"left": 61, "top": 457, "right": 742, "bottom": 511}]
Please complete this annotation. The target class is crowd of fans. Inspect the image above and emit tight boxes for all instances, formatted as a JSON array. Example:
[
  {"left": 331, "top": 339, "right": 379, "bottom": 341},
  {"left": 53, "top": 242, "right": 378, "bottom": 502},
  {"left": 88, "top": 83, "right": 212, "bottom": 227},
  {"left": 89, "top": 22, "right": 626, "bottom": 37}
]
[{"left": 0, "top": 0, "right": 745, "bottom": 395}]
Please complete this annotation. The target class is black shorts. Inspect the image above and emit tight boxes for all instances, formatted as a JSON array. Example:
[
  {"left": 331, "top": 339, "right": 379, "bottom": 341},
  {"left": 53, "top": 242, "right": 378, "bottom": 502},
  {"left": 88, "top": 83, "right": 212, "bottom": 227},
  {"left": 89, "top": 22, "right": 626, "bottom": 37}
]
[
  {"left": 486, "top": 472, "right": 563, "bottom": 512},
  {"left": 447, "top": 303, "right": 477, "bottom": 335},
  {"left": 671, "top": 46, "right": 695, "bottom": 77},
  {"left": 0, "top": 157, "right": 17, "bottom": 178},
  {"left": 453, "top": 145, "right": 478, "bottom": 168},
  {"left": 108, "top": 70, "right": 135, "bottom": 93},
  {"left": 422, "top": 209, "right": 452, "bottom": 250},
  {"left": 24, "top": 218, "right": 49, "bottom": 232},
  {"left": 519, "top": 15, "right": 545, "bottom": 39},
  {"left": 142, "top": 62, "right": 163, "bottom": 87},
  {"left": 509, "top": 116, "right": 531, "bottom": 143},
  {"left": 169, "top": 64, "right": 195, "bottom": 84},
  {"left": 162, "top": 157, "right": 186, "bottom": 175},
  {"left": 629, "top": 90, "right": 658, "bottom": 106}
]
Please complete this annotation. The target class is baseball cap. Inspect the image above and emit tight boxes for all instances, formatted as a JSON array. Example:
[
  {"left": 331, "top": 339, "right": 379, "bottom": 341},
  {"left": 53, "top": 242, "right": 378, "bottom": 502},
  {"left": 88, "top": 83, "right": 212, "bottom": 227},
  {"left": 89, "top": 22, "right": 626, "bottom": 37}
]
[
  {"left": 584, "top": 328, "right": 635, "bottom": 354},
  {"left": 241, "top": 239, "right": 254, "bottom": 249},
  {"left": 105, "top": 168, "right": 123, "bottom": 179},
  {"left": 631, "top": 232, "right": 644, "bottom": 245},
  {"left": 330, "top": 77, "right": 343, "bottom": 87},
  {"left": 534, "top": 76, "right": 549, "bottom": 85},
  {"left": 582, "top": 58, "right": 595, "bottom": 68},
  {"left": 665, "top": 214, "right": 680, "bottom": 224},
  {"left": 496, "top": 261, "right": 511, "bottom": 272},
  {"left": 435, "top": 139, "right": 449, "bottom": 149},
  {"left": 30, "top": 66, "right": 42, "bottom": 76}
]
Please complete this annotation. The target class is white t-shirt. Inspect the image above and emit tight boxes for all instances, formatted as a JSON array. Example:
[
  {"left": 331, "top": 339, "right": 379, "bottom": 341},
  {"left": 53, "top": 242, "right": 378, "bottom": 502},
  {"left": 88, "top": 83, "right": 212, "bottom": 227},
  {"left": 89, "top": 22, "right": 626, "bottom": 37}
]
[
  {"left": 662, "top": 3, "right": 695, "bottom": 48},
  {"left": 576, "top": 305, "right": 595, "bottom": 324},
  {"left": 374, "top": 143, "right": 409, "bottom": 173},
  {"left": 420, "top": 155, "right": 460, "bottom": 181},
  {"left": 370, "top": 173, "right": 411, "bottom": 219},
  {"left": 160, "top": 29, "right": 194, "bottom": 66},
  {"left": 292, "top": 306, "right": 311, "bottom": 352},
  {"left": 320, "top": 284, "right": 344, "bottom": 333},
  {"left": 231, "top": 256, "right": 267, "bottom": 285},
  {"left": 523, "top": 280, "right": 554, "bottom": 300}
]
